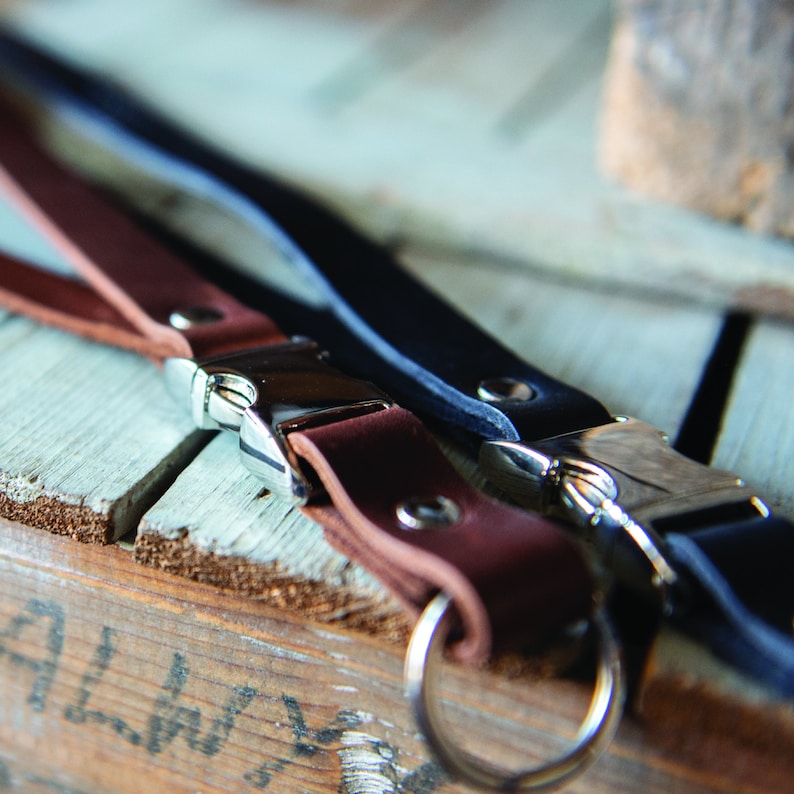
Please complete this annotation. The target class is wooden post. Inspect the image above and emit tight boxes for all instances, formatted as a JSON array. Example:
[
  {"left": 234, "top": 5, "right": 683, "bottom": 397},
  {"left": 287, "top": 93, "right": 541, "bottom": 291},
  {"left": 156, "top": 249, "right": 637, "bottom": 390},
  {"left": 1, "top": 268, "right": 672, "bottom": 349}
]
[{"left": 600, "top": 0, "right": 794, "bottom": 238}]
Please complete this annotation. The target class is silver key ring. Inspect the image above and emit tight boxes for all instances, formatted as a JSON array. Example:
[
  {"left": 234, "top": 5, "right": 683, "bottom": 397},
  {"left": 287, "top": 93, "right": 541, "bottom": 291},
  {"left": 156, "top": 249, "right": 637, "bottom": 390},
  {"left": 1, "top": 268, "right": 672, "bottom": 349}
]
[{"left": 404, "top": 593, "right": 625, "bottom": 791}]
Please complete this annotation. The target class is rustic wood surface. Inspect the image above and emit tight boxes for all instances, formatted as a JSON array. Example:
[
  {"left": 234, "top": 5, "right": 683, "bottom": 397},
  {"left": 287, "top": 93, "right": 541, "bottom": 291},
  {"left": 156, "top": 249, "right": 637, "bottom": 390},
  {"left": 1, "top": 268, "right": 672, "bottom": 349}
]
[
  {"left": 0, "top": 310, "right": 205, "bottom": 545},
  {"left": 4, "top": 0, "right": 794, "bottom": 319},
  {"left": 1, "top": 1, "right": 794, "bottom": 792},
  {"left": 3, "top": 518, "right": 793, "bottom": 794},
  {"left": 713, "top": 318, "right": 794, "bottom": 519}
]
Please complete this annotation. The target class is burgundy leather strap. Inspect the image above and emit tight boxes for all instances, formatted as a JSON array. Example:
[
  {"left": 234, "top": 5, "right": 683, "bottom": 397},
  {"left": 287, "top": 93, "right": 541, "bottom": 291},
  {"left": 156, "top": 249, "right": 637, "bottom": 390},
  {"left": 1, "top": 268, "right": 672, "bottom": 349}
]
[
  {"left": 0, "top": 95, "right": 593, "bottom": 663},
  {"left": 294, "top": 409, "right": 592, "bottom": 660},
  {"left": 0, "top": 106, "right": 285, "bottom": 360},
  {"left": 0, "top": 250, "right": 167, "bottom": 354}
]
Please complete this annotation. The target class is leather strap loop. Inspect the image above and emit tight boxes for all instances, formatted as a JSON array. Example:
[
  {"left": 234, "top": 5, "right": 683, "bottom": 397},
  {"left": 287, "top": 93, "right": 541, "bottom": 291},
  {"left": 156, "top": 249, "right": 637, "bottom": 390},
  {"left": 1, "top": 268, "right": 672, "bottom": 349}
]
[
  {"left": 294, "top": 408, "right": 592, "bottom": 661},
  {"left": 0, "top": 250, "right": 176, "bottom": 359},
  {"left": 0, "top": 108, "right": 285, "bottom": 360}
]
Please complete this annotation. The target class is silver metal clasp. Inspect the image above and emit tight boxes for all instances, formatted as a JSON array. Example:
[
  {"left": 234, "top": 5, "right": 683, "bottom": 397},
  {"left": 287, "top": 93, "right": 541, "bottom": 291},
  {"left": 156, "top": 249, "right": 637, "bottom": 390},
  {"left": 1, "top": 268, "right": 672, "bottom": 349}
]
[
  {"left": 164, "top": 339, "right": 393, "bottom": 505},
  {"left": 480, "top": 417, "right": 769, "bottom": 610}
]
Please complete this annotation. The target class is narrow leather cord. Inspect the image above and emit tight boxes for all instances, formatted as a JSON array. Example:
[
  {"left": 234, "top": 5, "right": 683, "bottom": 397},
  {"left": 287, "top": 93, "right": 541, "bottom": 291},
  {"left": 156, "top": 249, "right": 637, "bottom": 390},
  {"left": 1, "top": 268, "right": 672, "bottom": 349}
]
[
  {"left": 1, "top": 33, "right": 789, "bottom": 695},
  {"left": 0, "top": 93, "right": 594, "bottom": 664}
]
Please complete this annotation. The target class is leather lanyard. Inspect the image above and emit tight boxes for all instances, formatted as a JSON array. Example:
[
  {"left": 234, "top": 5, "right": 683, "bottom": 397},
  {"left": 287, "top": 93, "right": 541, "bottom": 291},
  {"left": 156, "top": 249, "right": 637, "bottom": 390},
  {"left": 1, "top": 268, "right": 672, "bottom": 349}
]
[
  {"left": 0, "top": 87, "right": 625, "bottom": 789},
  {"left": 4, "top": 29, "right": 789, "bottom": 701},
  {"left": 1, "top": 30, "right": 789, "bottom": 700}
]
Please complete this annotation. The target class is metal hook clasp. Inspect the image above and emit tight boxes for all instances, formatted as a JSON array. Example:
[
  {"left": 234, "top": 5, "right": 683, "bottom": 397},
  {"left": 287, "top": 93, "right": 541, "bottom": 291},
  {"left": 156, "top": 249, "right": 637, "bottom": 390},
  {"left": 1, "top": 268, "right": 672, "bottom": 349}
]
[
  {"left": 480, "top": 417, "right": 769, "bottom": 611},
  {"left": 164, "top": 339, "right": 393, "bottom": 504}
]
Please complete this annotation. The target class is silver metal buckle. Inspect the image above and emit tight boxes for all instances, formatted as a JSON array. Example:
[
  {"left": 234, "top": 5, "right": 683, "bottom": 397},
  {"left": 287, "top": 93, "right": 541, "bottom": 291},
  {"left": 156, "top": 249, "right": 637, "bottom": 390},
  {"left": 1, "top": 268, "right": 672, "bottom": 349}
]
[
  {"left": 164, "top": 339, "right": 393, "bottom": 505},
  {"left": 480, "top": 417, "right": 769, "bottom": 612}
]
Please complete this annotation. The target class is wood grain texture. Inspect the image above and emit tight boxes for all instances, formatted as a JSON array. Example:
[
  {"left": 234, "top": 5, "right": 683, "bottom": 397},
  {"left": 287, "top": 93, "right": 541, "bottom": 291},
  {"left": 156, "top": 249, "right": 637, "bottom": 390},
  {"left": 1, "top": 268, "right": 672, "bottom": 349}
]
[
  {"left": 0, "top": 312, "right": 205, "bottom": 543},
  {"left": 1, "top": 194, "right": 792, "bottom": 790},
  {"left": 0, "top": 2, "right": 793, "bottom": 790},
  {"left": 4, "top": 0, "right": 794, "bottom": 319},
  {"left": 2, "top": 518, "right": 793, "bottom": 794},
  {"left": 135, "top": 432, "right": 409, "bottom": 641}
]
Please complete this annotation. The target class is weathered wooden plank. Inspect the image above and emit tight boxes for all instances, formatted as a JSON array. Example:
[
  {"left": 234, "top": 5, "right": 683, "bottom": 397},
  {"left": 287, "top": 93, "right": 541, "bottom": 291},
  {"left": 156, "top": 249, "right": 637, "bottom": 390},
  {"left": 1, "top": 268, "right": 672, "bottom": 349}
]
[
  {"left": 134, "top": 432, "right": 409, "bottom": 641},
  {"left": 308, "top": 0, "right": 497, "bottom": 113},
  {"left": 6, "top": 0, "right": 794, "bottom": 319},
  {"left": 0, "top": 519, "right": 433, "bottom": 794},
  {"left": 330, "top": 0, "right": 609, "bottom": 133},
  {"left": 5, "top": 0, "right": 426, "bottom": 93},
  {"left": 0, "top": 313, "right": 205, "bottom": 543},
  {"left": 2, "top": 518, "right": 792, "bottom": 794}
]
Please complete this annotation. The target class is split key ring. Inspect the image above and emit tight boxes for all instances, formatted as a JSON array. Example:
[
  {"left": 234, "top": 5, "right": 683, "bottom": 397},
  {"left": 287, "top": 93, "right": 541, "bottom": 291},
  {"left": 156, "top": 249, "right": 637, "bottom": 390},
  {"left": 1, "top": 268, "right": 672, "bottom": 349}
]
[{"left": 404, "top": 593, "right": 625, "bottom": 791}]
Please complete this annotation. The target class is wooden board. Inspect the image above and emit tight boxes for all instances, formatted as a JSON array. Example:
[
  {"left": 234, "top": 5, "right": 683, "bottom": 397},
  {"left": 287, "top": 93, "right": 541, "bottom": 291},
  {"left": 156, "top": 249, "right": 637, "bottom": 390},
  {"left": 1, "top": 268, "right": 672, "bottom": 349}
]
[
  {"left": 0, "top": 311, "right": 205, "bottom": 544},
  {"left": 135, "top": 431, "right": 410, "bottom": 641},
  {"left": 3, "top": 518, "right": 793, "bottom": 794},
  {"left": 4, "top": 0, "right": 794, "bottom": 319},
  {"left": 713, "top": 319, "right": 794, "bottom": 519}
]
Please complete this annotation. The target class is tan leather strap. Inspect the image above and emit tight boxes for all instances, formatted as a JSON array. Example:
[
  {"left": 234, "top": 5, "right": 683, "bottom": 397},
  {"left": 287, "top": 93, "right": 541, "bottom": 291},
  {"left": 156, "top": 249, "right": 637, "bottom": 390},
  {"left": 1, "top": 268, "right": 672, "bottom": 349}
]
[
  {"left": 0, "top": 94, "right": 593, "bottom": 663},
  {"left": 0, "top": 250, "right": 187, "bottom": 359}
]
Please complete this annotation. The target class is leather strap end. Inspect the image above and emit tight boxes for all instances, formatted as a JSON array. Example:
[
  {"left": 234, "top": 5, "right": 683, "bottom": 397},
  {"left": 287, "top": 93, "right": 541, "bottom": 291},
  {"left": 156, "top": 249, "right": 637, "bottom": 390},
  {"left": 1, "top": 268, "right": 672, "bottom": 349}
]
[
  {"left": 0, "top": 253, "right": 184, "bottom": 360},
  {"left": 292, "top": 408, "right": 594, "bottom": 664}
]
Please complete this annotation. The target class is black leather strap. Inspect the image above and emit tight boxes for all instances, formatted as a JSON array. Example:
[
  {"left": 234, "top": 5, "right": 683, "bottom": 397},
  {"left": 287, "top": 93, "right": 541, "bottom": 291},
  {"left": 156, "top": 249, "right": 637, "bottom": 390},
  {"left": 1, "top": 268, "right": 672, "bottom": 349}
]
[
  {"left": 1, "top": 30, "right": 792, "bottom": 696},
  {"left": 0, "top": 30, "right": 610, "bottom": 448}
]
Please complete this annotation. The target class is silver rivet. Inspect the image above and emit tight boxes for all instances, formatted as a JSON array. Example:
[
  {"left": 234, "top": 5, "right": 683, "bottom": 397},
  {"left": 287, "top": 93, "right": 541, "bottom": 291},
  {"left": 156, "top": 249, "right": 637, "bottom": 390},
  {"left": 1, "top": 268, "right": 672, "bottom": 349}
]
[
  {"left": 476, "top": 377, "right": 535, "bottom": 403},
  {"left": 169, "top": 306, "right": 224, "bottom": 329},
  {"left": 395, "top": 495, "right": 461, "bottom": 530}
]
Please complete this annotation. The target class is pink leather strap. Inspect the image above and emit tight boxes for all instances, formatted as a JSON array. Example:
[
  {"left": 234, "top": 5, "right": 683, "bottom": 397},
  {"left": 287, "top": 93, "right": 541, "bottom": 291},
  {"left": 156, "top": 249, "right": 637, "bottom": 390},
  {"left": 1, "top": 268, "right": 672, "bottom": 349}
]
[{"left": 0, "top": 94, "right": 593, "bottom": 663}]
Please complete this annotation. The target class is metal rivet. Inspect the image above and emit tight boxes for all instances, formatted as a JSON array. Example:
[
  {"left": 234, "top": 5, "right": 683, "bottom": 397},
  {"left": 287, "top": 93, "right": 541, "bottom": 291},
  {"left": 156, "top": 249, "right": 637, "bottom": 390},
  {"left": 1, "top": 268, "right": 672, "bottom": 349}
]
[
  {"left": 169, "top": 306, "right": 224, "bottom": 329},
  {"left": 476, "top": 377, "right": 536, "bottom": 403},
  {"left": 395, "top": 495, "right": 461, "bottom": 530}
]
